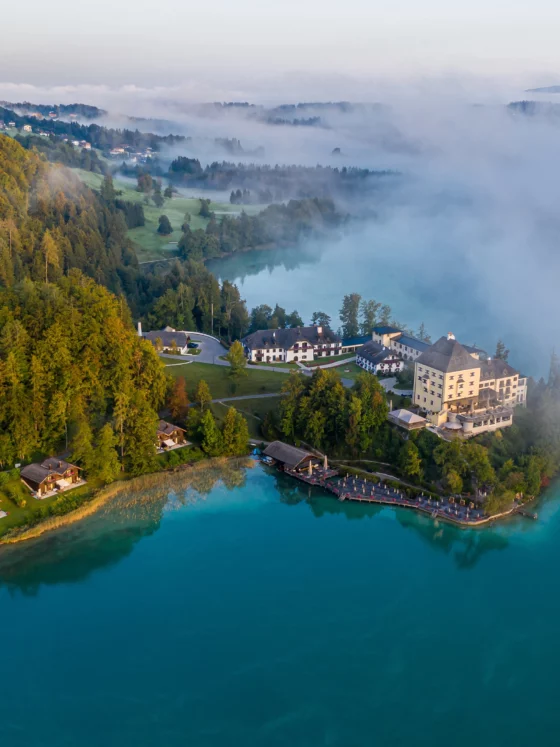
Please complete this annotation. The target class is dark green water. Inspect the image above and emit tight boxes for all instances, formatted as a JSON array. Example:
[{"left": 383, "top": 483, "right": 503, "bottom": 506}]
[{"left": 1, "top": 462, "right": 559, "bottom": 747}]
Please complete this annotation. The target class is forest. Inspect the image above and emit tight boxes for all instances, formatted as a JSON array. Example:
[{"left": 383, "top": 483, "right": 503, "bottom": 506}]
[
  {"left": 178, "top": 198, "right": 344, "bottom": 260},
  {"left": 167, "top": 156, "right": 395, "bottom": 200}
]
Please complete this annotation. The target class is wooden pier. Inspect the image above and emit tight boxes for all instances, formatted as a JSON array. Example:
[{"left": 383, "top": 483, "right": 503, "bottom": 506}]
[{"left": 279, "top": 465, "right": 532, "bottom": 528}]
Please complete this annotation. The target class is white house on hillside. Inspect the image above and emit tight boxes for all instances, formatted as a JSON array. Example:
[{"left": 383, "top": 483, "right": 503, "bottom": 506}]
[{"left": 242, "top": 326, "right": 342, "bottom": 363}]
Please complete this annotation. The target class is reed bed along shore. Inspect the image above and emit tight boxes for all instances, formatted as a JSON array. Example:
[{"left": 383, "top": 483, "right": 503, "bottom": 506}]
[{"left": 0, "top": 457, "right": 253, "bottom": 545}]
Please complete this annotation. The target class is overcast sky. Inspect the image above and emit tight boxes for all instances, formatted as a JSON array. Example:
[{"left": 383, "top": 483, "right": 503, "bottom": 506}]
[{"left": 2, "top": 0, "right": 560, "bottom": 98}]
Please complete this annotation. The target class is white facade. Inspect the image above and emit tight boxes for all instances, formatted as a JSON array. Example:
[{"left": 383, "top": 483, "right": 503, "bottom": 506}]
[
  {"left": 356, "top": 353, "right": 404, "bottom": 375},
  {"left": 244, "top": 326, "right": 342, "bottom": 364}
]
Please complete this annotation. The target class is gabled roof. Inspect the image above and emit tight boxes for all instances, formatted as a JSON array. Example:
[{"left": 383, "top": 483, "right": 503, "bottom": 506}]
[
  {"left": 396, "top": 334, "right": 430, "bottom": 353},
  {"left": 21, "top": 458, "right": 79, "bottom": 485},
  {"left": 480, "top": 359, "right": 519, "bottom": 381},
  {"left": 358, "top": 340, "right": 391, "bottom": 366},
  {"left": 263, "top": 441, "right": 316, "bottom": 468},
  {"left": 389, "top": 409, "right": 427, "bottom": 425},
  {"left": 157, "top": 420, "right": 186, "bottom": 436},
  {"left": 243, "top": 326, "right": 340, "bottom": 350},
  {"left": 143, "top": 329, "right": 189, "bottom": 349},
  {"left": 415, "top": 336, "right": 482, "bottom": 374}
]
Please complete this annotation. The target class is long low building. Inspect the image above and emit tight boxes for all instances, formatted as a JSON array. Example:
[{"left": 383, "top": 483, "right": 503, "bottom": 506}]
[
  {"left": 356, "top": 340, "right": 404, "bottom": 375},
  {"left": 371, "top": 326, "right": 431, "bottom": 361},
  {"left": 243, "top": 325, "right": 342, "bottom": 363},
  {"left": 139, "top": 324, "right": 190, "bottom": 355}
]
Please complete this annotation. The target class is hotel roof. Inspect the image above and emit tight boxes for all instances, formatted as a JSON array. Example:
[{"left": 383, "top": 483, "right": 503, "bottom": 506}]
[{"left": 416, "top": 336, "right": 483, "bottom": 374}]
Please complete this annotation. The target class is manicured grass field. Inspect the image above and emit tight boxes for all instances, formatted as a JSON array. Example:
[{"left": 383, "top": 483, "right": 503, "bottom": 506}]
[
  {"left": 335, "top": 362, "right": 366, "bottom": 380},
  {"left": 71, "top": 169, "right": 265, "bottom": 262},
  {"left": 164, "top": 362, "right": 290, "bottom": 399}
]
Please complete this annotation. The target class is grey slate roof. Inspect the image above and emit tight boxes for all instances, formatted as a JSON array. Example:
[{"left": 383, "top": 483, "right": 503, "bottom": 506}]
[
  {"left": 263, "top": 441, "right": 315, "bottom": 468},
  {"left": 243, "top": 326, "right": 340, "bottom": 350},
  {"left": 21, "top": 458, "right": 79, "bottom": 485},
  {"left": 143, "top": 329, "right": 189, "bottom": 349},
  {"left": 157, "top": 420, "right": 185, "bottom": 436},
  {"left": 396, "top": 334, "right": 430, "bottom": 353},
  {"left": 480, "top": 359, "right": 519, "bottom": 381},
  {"left": 357, "top": 341, "right": 392, "bottom": 367},
  {"left": 415, "top": 336, "right": 482, "bottom": 374}
]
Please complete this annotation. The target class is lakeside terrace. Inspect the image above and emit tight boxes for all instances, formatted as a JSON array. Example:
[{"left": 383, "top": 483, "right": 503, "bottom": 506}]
[
  {"left": 264, "top": 440, "right": 525, "bottom": 527},
  {"left": 283, "top": 465, "right": 526, "bottom": 527}
]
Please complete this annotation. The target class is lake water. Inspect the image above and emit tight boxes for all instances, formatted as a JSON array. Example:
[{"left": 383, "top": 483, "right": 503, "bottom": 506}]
[
  {"left": 1, "top": 461, "right": 560, "bottom": 746},
  {"left": 207, "top": 226, "right": 552, "bottom": 379}
]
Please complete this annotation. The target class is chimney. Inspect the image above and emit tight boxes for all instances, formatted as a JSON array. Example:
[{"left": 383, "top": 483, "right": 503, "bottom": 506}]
[
  {"left": 317, "top": 326, "right": 323, "bottom": 335},
  {"left": 447, "top": 332, "right": 455, "bottom": 341},
  {"left": 137, "top": 321, "right": 142, "bottom": 337}
]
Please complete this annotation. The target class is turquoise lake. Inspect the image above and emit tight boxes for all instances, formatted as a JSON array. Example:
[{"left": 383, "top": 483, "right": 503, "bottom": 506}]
[{"left": 1, "top": 461, "right": 560, "bottom": 747}]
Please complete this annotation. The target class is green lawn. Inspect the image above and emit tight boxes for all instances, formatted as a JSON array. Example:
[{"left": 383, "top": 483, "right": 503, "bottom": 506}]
[
  {"left": 164, "top": 362, "right": 290, "bottom": 399},
  {"left": 211, "top": 396, "right": 283, "bottom": 439},
  {"left": 330, "top": 362, "right": 364, "bottom": 380},
  {"left": 0, "top": 478, "right": 93, "bottom": 537},
  {"left": 71, "top": 169, "right": 265, "bottom": 262}
]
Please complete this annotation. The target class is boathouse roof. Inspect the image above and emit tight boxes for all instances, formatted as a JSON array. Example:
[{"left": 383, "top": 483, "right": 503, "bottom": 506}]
[{"left": 263, "top": 441, "right": 317, "bottom": 469}]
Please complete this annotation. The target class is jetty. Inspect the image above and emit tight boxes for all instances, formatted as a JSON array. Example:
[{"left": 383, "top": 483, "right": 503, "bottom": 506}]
[{"left": 262, "top": 441, "right": 533, "bottom": 528}]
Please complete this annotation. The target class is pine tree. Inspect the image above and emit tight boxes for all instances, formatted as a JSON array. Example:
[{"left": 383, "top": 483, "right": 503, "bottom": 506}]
[
  {"left": 71, "top": 418, "right": 94, "bottom": 471},
  {"left": 125, "top": 393, "right": 159, "bottom": 476},
  {"left": 232, "top": 412, "right": 250, "bottom": 455},
  {"left": 200, "top": 409, "right": 223, "bottom": 456},
  {"left": 399, "top": 440, "right": 423, "bottom": 479},
  {"left": 41, "top": 230, "right": 59, "bottom": 283},
  {"left": 495, "top": 339, "right": 510, "bottom": 361},
  {"left": 222, "top": 407, "right": 237, "bottom": 455},
  {"left": 339, "top": 293, "right": 361, "bottom": 338},
  {"left": 91, "top": 423, "right": 121, "bottom": 483}
]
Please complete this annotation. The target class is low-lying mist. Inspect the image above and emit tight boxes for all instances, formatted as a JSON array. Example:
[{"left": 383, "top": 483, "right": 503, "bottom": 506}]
[{"left": 3, "top": 77, "right": 560, "bottom": 375}]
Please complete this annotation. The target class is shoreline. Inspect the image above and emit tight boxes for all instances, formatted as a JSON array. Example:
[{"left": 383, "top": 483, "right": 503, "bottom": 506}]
[
  {"left": 0, "top": 457, "right": 249, "bottom": 546},
  {"left": 282, "top": 466, "right": 534, "bottom": 529}
]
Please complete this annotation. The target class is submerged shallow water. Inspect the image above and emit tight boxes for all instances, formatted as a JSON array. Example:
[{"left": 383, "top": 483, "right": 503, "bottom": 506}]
[{"left": 1, "top": 462, "right": 559, "bottom": 746}]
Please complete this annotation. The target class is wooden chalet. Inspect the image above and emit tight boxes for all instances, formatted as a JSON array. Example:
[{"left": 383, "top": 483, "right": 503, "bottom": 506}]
[
  {"left": 20, "top": 458, "right": 82, "bottom": 496},
  {"left": 263, "top": 441, "right": 320, "bottom": 472},
  {"left": 157, "top": 420, "right": 188, "bottom": 450}
]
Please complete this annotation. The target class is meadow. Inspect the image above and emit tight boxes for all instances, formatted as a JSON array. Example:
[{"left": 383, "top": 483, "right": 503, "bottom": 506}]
[{"left": 71, "top": 169, "right": 264, "bottom": 262}]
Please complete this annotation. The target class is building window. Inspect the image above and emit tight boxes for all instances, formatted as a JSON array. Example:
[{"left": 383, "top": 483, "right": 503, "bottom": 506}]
[
  {"left": 450, "top": 376, "right": 454, "bottom": 380},
  {"left": 470, "top": 372, "right": 475, "bottom": 377}
]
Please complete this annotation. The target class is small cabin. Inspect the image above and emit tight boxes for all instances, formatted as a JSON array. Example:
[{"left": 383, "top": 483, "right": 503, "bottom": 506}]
[
  {"left": 20, "top": 458, "right": 82, "bottom": 497},
  {"left": 157, "top": 420, "right": 188, "bottom": 450}
]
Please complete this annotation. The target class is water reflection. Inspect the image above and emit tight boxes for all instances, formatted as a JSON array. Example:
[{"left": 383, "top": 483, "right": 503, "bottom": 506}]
[
  {"left": 207, "top": 244, "right": 318, "bottom": 285},
  {"left": 270, "top": 468, "right": 510, "bottom": 568},
  {"left": 0, "top": 461, "right": 250, "bottom": 595}
]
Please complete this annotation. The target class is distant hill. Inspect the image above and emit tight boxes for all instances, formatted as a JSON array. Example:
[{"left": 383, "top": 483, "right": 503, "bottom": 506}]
[{"left": 525, "top": 85, "right": 560, "bottom": 94}]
